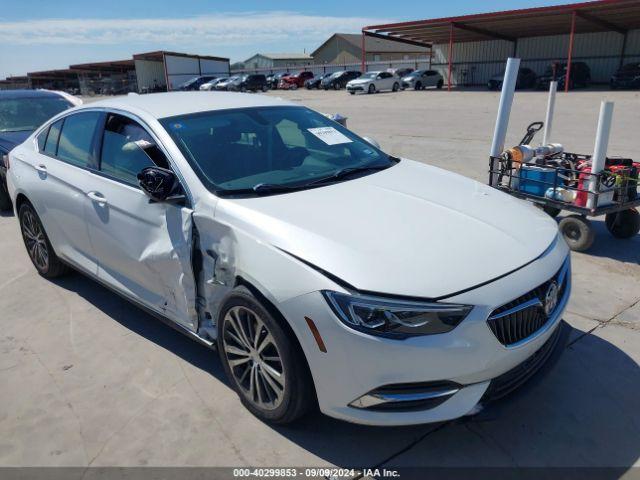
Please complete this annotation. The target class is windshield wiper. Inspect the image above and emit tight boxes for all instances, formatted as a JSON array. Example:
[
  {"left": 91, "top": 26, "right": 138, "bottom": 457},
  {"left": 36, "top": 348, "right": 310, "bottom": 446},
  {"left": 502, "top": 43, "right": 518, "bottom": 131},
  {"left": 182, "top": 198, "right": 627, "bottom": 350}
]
[
  {"left": 217, "top": 163, "right": 395, "bottom": 197},
  {"left": 301, "top": 164, "right": 392, "bottom": 187}
]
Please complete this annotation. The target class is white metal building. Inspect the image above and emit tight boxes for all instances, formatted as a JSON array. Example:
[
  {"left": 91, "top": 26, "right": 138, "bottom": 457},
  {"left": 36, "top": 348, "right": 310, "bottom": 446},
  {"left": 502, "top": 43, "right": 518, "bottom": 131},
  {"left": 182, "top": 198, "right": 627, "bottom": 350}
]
[{"left": 133, "top": 51, "right": 230, "bottom": 92}]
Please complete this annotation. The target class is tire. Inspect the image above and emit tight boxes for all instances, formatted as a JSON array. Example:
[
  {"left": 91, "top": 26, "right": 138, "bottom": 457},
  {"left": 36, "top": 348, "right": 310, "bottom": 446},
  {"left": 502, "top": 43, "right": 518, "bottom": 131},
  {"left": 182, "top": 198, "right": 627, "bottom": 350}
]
[
  {"left": 333, "top": 83, "right": 340, "bottom": 90},
  {"left": 559, "top": 215, "right": 595, "bottom": 252},
  {"left": 437, "top": 79, "right": 444, "bottom": 89},
  {"left": 18, "top": 202, "right": 69, "bottom": 278},
  {"left": 543, "top": 206, "right": 562, "bottom": 218},
  {"left": 392, "top": 82, "right": 399, "bottom": 92},
  {"left": 605, "top": 209, "right": 640, "bottom": 239},
  {"left": 291, "top": 84, "right": 298, "bottom": 90},
  {"left": 368, "top": 84, "right": 375, "bottom": 94},
  {"left": 261, "top": 85, "right": 268, "bottom": 92},
  {"left": 218, "top": 286, "right": 314, "bottom": 424},
  {"left": 349, "top": 91, "right": 355, "bottom": 95},
  {"left": 240, "top": 86, "right": 247, "bottom": 93},
  {"left": 415, "top": 81, "right": 422, "bottom": 91},
  {"left": 0, "top": 179, "right": 12, "bottom": 211}
]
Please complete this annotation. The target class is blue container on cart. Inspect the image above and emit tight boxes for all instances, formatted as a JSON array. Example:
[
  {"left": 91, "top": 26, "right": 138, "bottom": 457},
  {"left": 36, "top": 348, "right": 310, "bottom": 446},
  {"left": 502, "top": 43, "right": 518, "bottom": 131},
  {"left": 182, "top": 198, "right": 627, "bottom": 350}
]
[{"left": 518, "top": 165, "right": 556, "bottom": 197}]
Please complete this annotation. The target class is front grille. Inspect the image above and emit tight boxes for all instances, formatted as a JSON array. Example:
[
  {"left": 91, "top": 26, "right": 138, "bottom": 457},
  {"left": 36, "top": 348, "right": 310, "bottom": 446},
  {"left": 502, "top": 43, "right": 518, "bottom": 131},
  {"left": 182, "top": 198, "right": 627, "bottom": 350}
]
[
  {"left": 487, "top": 258, "right": 569, "bottom": 347},
  {"left": 481, "top": 321, "right": 564, "bottom": 403}
]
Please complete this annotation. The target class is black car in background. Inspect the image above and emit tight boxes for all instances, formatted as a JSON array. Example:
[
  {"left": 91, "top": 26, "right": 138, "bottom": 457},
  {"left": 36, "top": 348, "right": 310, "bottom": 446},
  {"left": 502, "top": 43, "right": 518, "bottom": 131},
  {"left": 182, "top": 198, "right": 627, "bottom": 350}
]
[
  {"left": 267, "top": 72, "right": 290, "bottom": 90},
  {"left": 237, "top": 74, "right": 268, "bottom": 92},
  {"left": 537, "top": 62, "right": 591, "bottom": 90},
  {"left": 0, "top": 90, "right": 76, "bottom": 210},
  {"left": 176, "top": 75, "right": 218, "bottom": 91},
  {"left": 322, "top": 70, "right": 362, "bottom": 90},
  {"left": 487, "top": 67, "right": 537, "bottom": 90},
  {"left": 610, "top": 63, "right": 640, "bottom": 89},
  {"left": 305, "top": 73, "right": 331, "bottom": 89}
]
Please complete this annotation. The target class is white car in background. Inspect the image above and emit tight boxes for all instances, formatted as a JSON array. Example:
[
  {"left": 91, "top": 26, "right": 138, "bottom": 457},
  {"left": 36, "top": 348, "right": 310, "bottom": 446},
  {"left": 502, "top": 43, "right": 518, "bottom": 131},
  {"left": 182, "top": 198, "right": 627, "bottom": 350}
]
[
  {"left": 200, "top": 77, "right": 229, "bottom": 91},
  {"left": 401, "top": 70, "right": 445, "bottom": 90},
  {"left": 346, "top": 71, "right": 400, "bottom": 94},
  {"left": 7, "top": 92, "right": 570, "bottom": 426}
]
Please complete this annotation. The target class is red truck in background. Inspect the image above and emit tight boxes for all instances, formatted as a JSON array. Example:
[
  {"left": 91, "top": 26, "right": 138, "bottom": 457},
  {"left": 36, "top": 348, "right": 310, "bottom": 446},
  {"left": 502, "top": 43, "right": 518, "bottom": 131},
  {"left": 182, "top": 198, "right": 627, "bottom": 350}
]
[{"left": 279, "top": 71, "right": 314, "bottom": 90}]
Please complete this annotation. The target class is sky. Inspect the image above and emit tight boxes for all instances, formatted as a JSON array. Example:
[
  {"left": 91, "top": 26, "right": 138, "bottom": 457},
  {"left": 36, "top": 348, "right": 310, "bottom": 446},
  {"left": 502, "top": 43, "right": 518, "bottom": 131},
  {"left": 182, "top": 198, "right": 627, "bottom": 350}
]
[{"left": 0, "top": 0, "right": 578, "bottom": 78}]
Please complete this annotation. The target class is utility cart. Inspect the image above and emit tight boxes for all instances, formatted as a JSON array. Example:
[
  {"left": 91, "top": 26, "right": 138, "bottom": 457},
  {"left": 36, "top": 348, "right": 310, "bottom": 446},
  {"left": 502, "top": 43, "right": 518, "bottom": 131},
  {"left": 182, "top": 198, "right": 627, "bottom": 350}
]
[
  {"left": 489, "top": 148, "right": 640, "bottom": 251},
  {"left": 486, "top": 58, "right": 640, "bottom": 252}
]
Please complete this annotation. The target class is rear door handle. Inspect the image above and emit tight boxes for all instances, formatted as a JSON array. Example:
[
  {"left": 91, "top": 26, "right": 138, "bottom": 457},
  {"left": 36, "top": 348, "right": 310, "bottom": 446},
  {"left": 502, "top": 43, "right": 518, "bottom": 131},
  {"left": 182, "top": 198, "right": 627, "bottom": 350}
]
[
  {"left": 87, "top": 191, "right": 108, "bottom": 205},
  {"left": 35, "top": 164, "right": 47, "bottom": 173}
]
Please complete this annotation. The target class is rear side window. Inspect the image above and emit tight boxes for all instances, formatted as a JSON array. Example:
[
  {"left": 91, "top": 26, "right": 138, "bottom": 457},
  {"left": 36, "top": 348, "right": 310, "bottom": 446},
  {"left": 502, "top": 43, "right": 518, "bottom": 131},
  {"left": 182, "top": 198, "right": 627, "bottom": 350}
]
[
  {"left": 44, "top": 119, "right": 63, "bottom": 156},
  {"left": 57, "top": 112, "right": 101, "bottom": 168},
  {"left": 37, "top": 127, "right": 48, "bottom": 151},
  {"left": 100, "top": 114, "right": 168, "bottom": 186}
]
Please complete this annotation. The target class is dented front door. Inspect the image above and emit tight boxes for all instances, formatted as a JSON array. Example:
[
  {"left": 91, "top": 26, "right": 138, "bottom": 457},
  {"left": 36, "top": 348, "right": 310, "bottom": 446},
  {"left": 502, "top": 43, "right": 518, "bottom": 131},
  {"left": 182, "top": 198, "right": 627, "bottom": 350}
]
[{"left": 84, "top": 174, "right": 197, "bottom": 331}]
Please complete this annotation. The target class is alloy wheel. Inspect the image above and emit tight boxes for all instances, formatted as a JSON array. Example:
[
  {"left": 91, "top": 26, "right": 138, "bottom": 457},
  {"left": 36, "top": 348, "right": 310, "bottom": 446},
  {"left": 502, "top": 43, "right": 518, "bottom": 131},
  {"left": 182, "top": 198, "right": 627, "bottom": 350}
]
[
  {"left": 21, "top": 209, "right": 49, "bottom": 271},
  {"left": 222, "top": 306, "right": 286, "bottom": 410}
]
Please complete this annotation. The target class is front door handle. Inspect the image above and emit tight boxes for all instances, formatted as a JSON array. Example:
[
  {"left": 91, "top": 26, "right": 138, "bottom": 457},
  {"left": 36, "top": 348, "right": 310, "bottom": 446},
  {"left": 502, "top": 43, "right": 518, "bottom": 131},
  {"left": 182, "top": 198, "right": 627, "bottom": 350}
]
[
  {"left": 87, "top": 191, "right": 108, "bottom": 205},
  {"left": 34, "top": 164, "right": 47, "bottom": 173}
]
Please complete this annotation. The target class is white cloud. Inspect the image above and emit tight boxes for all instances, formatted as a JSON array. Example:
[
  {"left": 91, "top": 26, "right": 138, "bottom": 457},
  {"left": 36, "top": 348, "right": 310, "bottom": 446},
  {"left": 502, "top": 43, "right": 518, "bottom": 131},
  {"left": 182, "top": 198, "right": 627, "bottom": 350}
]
[{"left": 0, "top": 12, "right": 391, "bottom": 47}]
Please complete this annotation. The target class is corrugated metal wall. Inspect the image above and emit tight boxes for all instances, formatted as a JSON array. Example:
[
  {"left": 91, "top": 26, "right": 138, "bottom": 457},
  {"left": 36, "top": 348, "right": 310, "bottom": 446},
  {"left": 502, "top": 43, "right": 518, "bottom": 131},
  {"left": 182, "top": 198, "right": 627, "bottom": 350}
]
[
  {"left": 432, "top": 28, "right": 640, "bottom": 86},
  {"left": 134, "top": 59, "right": 166, "bottom": 92}
]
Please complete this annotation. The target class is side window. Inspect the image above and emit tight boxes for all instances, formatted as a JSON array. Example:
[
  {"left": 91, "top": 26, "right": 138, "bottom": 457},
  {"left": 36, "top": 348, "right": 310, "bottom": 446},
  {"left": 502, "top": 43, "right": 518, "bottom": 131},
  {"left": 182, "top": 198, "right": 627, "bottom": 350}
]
[
  {"left": 100, "top": 114, "right": 168, "bottom": 186},
  {"left": 44, "top": 119, "right": 63, "bottom": 156},
  {"left": 37, "top": 127, "right": 49, "bottom": 151},
  {"left": 57, "top": 112, "right": 101, "bottom": 168}
]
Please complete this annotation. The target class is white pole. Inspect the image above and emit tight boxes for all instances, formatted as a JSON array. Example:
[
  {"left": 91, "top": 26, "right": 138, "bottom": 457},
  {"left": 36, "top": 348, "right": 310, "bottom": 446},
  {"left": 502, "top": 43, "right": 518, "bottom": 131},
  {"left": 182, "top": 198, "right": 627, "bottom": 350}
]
[
  {"left": 542, "top": 81, "right": 557, "bottom": 145},
  {"left": 587, "top": 101, "right": 614, "bottom": 210},
  {"left": 490, "top": 57, "right": 521, "bottom": 158}
]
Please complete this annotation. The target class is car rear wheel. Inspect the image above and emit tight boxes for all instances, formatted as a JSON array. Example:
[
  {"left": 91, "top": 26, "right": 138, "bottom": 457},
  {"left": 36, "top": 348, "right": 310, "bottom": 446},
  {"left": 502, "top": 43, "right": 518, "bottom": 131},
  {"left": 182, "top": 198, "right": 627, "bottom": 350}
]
[
  {"left": 19, "top": 202, "right": 69, "bottom": 278},
  {"left": 218, "top": 287, "right": 314, "bottom": 424},
  {"left": 392, "top": 82, "right": 400, "bottom": 92},
  {"left": 415, "top": 81, "right": 422, "bottom": 90},
  {"left": 261, "top": 85, "right": 268, "bottom": 92},
  {"left": 291, "top": 84, "right": 298, "bottom": 90},
  {"left": 333, "top": 83, "right": 340, "bottom": 90},
  {"left": 437, "top": 79, "right": 444, "bottom": 89},
  {"left": 0, "top": 180, "right": 12, "bottom": 211}
]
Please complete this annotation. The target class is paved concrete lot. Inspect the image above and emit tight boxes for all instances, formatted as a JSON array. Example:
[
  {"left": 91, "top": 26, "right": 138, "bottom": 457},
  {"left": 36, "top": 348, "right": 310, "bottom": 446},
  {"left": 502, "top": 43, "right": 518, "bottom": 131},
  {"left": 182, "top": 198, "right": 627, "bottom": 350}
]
[{"left": 1, "top": 88, "right": 639, "bottom": 471}]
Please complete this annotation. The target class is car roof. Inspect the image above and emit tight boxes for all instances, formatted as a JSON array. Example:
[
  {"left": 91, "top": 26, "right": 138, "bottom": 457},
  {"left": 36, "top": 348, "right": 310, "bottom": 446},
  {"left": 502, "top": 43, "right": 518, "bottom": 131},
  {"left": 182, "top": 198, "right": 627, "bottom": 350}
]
[
  {"left": 83, "top": 91, "right": 298, "bottom": 119},
  {"left": 0, "top": 89, "right": 67, "bottom": 100}
]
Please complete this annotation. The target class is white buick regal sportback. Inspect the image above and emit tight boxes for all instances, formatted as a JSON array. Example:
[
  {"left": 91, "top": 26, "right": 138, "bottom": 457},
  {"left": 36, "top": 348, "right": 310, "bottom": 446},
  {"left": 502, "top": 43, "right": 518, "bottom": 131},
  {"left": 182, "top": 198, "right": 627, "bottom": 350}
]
[{"left": 7, "top": 92, "right": 570, "bottom": 426}]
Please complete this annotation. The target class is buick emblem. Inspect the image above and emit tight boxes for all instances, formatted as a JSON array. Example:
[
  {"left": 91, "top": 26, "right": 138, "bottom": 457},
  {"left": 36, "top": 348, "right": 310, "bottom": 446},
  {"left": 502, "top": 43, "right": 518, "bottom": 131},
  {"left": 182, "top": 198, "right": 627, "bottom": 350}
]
[{"left": 544, "top": 281, "right": 559, "bottom": 316}]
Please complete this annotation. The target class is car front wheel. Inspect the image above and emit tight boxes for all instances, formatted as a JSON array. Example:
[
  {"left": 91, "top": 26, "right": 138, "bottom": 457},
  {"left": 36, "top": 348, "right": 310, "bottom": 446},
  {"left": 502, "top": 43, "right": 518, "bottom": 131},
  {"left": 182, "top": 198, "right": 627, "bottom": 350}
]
[
  {"left": 218, "top": 287, "right": 314, "bottom": 424},
  {"left": 19, "top": 202, "right": 69, "bottom": 278},
  {"left": 368, "top": 84, "right": 375, "bottom": 94}
]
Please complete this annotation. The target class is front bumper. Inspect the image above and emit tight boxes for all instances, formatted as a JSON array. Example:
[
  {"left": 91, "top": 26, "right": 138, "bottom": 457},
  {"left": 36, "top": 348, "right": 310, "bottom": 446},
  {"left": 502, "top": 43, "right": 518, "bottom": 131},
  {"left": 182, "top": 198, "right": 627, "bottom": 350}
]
[
  {"left": 346, "top": 84, "right": 365, "bottom": 92},
  {"left": 279, "top": 237, "right": 570, "bottom": 426}
]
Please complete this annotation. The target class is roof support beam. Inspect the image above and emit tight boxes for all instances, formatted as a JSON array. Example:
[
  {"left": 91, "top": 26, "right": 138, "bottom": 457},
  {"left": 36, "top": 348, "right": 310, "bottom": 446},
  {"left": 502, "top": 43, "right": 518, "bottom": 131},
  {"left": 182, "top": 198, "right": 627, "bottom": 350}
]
[
  {"left": 575, "top": 10, "right": 626, "bottom": 35},
  {"left": 451, "top": 22, "right": 516, "bottom": 42},
  {"left": 363, "top": 30, "right": 432, "bottom": 48}
]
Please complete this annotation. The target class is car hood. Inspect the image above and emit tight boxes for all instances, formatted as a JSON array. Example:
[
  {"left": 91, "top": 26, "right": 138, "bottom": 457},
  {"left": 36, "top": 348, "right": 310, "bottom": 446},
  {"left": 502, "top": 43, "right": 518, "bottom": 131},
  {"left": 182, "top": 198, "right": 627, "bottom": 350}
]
[
  {"left": 348, "top": 78, "right": 373, "bottom": 85},
  {"left": 217, "top": 160, "right": 559, "bottom": 298},
  {"left": 0, "top": 130, "right": 32, "bottom": 153}
]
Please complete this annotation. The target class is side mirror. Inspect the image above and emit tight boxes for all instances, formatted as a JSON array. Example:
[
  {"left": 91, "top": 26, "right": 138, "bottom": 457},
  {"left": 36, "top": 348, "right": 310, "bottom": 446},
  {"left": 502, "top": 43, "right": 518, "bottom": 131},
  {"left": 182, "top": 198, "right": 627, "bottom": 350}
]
[
  {"left": 362, "top": 136, "right": 381, "bottom": 149},
  {"left": 137, "top": 166, "right": 184, "bottom": 203}
]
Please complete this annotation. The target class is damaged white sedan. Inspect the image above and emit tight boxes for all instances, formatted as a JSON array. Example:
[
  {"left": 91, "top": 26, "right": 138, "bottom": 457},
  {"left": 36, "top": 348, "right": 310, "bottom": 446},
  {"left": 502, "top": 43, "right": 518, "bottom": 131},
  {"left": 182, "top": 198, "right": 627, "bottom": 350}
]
[{"left": 7, "top": 92, "right": 570, "bottom": 426}]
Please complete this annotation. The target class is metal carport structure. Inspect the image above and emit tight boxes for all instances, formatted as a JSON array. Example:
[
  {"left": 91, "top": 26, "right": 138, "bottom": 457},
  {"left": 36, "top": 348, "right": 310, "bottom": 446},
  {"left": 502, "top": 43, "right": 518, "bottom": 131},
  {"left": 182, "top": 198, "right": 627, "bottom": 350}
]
[{"left": 362, "top": 0, "right": 640, "bottom": 91}]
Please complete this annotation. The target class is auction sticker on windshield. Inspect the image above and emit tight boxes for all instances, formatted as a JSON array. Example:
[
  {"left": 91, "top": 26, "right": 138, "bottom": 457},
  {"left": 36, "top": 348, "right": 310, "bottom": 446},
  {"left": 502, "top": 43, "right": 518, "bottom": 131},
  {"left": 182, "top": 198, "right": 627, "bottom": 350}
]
[{"left": 308, "top": 127, "right": 352, "bottom": 145}]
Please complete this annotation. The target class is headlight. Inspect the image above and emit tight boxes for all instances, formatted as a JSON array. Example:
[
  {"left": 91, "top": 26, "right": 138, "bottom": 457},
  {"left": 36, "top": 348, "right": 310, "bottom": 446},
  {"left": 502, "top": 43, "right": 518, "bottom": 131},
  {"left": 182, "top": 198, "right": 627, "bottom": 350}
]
[{"left": 323, "top": 291, "right": 472, "bottom": 338}]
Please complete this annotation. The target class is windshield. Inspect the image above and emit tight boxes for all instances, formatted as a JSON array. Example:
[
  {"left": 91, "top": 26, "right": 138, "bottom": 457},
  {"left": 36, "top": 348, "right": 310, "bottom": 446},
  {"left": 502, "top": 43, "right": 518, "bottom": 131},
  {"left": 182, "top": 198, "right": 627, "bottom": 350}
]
[
  {"left": 330, "top": 71, "right": 344, "bottom": 78},
  {"left": 621, "top": 63, "right": 640, "bottom": 72},
  {"left": 361, "top": 72, "right": 378, "bottom": 79},
  {"left": 0, "top": 96, "right": 72, "bottom": 132},
  {"left": 406, "top": 70, "right": 424, "bottom": 77},
  {"left": 227, "top": 76, "right": 240, "bottom": 82},
  {"left": 160, "top": 106, "right": 393, "bottom": 194}
]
